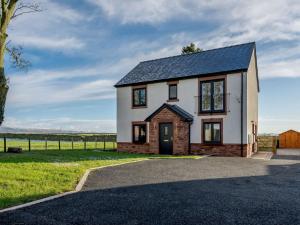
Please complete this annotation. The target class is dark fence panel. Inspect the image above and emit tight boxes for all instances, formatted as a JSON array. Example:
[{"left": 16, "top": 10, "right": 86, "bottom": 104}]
[{"left": 0, "top": 133, "right": 117, "bottom": 152}]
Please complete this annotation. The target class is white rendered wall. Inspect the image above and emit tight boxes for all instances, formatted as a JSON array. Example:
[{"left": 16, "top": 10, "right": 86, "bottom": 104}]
[
  {"left": 117, "top": 73, "right": 249, "bottom": 144},
  {"left": 246, "top": 51, "right": 259, "bottom": 143}
]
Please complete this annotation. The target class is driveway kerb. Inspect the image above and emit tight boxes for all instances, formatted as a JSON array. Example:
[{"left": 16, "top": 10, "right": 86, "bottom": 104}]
[{"left": 0, "top": 158, "right": 149, "bottom": 214}]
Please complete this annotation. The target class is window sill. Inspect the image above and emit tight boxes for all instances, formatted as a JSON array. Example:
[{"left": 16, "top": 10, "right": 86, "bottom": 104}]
[
  {"left": 167, "top": 99, "right": 179, "bottom": 102},
  {"left": 132, "top": 142, "right": 149, "bottom": 145},
  {"left": 202, "top": 142, "right": 223, "bottom": 146},
  {"left": 132, "top": 106, "right": 147, "bottom": 109},
  {"left": 198, "top": 111, "right": 227, "bottom": 116}
]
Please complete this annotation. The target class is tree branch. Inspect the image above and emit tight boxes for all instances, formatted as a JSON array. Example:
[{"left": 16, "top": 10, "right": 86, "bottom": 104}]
[
  {"left": 5, "top": 43, "right": 31, "bottom": 71},
  {"left": 12, "top": 1, "right": 41, "bottom": 19}
]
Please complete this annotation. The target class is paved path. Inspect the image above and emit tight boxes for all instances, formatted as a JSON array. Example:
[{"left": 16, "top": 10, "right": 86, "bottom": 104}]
[
  {"left": 251, "top": 151, "right": 273, "bottom": 160},
  {"left": 274, "top": 149, "right": 300, "bottom": 160},
  {"left": 1, "top": 157, "right": 299, "bottom": 225},
  {"left": 277, "top": 148, "right": 300, "bottom": 155}
]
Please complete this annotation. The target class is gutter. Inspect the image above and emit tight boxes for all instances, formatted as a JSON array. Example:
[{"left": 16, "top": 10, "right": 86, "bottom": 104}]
[
  {"left": 188, "top": 123, "right": 191, "bottom": 155},
  {"left": 240, "top": 72, "right": 244, "bottom": 157}
]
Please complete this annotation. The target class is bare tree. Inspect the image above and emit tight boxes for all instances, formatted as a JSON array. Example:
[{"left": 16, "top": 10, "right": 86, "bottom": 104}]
[{"left": 0, "top": 0, "right": 41, "bottom": 125}]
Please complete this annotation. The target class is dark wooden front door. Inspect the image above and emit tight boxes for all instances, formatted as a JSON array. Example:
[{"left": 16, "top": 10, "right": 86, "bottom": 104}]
[{"left": 159, "top": 123, "right": 173, "bottom": 155}]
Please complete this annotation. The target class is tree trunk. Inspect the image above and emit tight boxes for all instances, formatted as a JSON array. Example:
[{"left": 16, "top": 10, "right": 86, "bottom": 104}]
[
  {"left": 0, "top": 67, "right": 8, "bottom": 125},
  {"left": 0, "top": 0, "right": 18, "bottom": 126}
]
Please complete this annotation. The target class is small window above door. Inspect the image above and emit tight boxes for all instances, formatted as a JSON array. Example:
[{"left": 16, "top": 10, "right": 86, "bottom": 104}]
[{"left": 168, "top": 82, "right": 178, "bottom": 101}]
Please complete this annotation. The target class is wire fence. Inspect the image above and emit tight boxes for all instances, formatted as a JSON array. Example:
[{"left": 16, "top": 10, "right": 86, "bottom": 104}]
[{"left": 0, "top": 133, "right": 117, "bottom": 152}]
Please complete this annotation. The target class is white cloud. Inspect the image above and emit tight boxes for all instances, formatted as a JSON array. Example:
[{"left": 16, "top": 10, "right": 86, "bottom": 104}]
[
  {"left": 12, "top": 36, "right": 85, "bottom": 50},
  {"left": 259, "top": 57, "right": 300, "bottom": 79},
  {"left": 7, "top": 66, "right": 117, "bottom": 107},
  {"left": 89, "top": 0, "right": 300, "bottom": 80},
  {"left": 3, "top": 117, "right": 116, "bottom": 133},
  {"left": 6, "top": 35, "right": 187, "bottom": 108},
  {"left": 8, "top": 0, "right": 87, "bottom": 52},
  {"left": 88, "top": 0, "right": 193, "bottom": 24}
]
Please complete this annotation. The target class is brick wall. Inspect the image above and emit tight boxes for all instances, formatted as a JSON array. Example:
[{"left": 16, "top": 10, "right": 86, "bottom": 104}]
[
  {"left": 117, "top": 142, "right": 152, "bottom": 154},
  {"left": 117, "top": 107, "right": 253, "bottom": 157},
  {"left": 148, "top": 107, "right": 190, "bottom": 155},
  {"left": 117, "top": 107, "right": 190, "bottom": 155},
  {"left": 190, "top": 143, "right": 249, "bottom": 157}
]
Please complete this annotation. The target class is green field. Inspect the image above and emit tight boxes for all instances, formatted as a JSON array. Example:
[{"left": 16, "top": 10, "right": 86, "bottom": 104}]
[{"left": 0, "top": 139, "right": 116, "bottom": 152}]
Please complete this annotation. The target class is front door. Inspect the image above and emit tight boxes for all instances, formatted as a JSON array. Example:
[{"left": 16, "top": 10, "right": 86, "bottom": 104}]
[{"left": 159, "top": 123, "right": 173, "bottom": 155}]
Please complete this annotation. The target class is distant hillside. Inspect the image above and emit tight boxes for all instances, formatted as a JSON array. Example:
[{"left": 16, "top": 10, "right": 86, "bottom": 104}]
[{"left": 0, "top": 126, "right": 81, "bottom": 134}]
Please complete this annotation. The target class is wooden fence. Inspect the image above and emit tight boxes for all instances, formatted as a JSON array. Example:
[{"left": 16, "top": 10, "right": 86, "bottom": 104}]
[
  {"left": 257, "top": 135, "right": 277, "bottom": 153},
  {"left": 0, "top": 133, "right": 117, "bottom": 152}
]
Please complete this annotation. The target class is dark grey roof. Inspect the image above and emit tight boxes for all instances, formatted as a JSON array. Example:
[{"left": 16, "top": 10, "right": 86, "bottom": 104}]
[
  {"left": 145, "top": 103, "right": 193, "bottom": 122},
  {"left": 115, "top": 42, "right": 256, "bottom": 87}
]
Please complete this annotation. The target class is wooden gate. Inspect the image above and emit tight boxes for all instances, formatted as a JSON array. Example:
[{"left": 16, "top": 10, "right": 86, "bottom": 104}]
[{"left": 279, "top": 130, "right": 300, "bottom": 148}]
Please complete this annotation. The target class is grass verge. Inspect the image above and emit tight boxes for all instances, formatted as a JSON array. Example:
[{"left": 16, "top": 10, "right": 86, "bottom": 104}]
[{"left": 0, "top": 149, "right": 199, "bottom": 209}]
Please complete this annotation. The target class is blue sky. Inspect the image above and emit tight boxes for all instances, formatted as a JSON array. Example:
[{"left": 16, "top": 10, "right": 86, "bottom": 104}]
[{"left": 3, "top": 0, "right": 300, "bottom": 134}]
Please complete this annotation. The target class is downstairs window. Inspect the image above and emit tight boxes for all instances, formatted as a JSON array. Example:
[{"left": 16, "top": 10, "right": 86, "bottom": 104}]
[
  {"left": 203, "top": 122, "right": 222, "bottom": 144},
  {"left": 132, "top": 124, "right": 147, "bottom": 144}
]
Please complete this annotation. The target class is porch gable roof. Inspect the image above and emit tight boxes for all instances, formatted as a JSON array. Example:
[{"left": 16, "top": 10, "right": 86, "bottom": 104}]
[{"left": 145, "top": 103, "right": 193, "bottom": 122}]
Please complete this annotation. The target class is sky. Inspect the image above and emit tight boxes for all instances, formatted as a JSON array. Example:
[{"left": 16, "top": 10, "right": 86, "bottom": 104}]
[{"left": 3, "top": 0, "right": 300, "bottom": 134}]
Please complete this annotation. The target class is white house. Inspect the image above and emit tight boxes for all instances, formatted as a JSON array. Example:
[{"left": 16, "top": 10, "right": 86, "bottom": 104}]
[{"left": 115, "top": 42, "right": 259, "bottom": 157}]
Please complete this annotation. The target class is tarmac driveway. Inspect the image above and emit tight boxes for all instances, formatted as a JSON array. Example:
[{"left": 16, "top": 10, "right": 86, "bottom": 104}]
[{"left": 0, "top": 156, "right": 299, "bottom": 225}]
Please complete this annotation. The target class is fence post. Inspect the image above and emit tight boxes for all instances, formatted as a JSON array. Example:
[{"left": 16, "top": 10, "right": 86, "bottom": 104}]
[
  {"left": 28, "top": 138, "right": 31, "bottom": 152},
  {"left": 104, "top": 136, "right": 106, "bottom": 150},
  {"left": 71, "top": 138, "right": 74, "bottom": 150},
  {"left": 4, "top": 137, "right": 6, "bottom": 153},
  {"left": 58, "top": 139, "right": 61, "bottom": 150},
  {"left": 95, "top": 137, "right": 97, "bottom": 149},
  {"left": 45, "top": 137, "right": 48, "bottom": 150},
  {"left": 84, "top": 138, "right": 87, "bottom": 150}
]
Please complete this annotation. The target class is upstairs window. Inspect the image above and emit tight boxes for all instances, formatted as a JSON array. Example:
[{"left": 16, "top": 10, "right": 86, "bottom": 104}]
[
  {"left": 203, "top": 122, "right": 222, "bottom": 144},
  {"left": 132, "top": 87, "right": 147, "bottom": 107},
  {"left": 200, "top": 79, "right": 225, "bottom": 113},
  {"left": 168, "top": 84, "right": 178, "bottom": 100},
  {"left": 132, "top": 124, "right": 147, "bottom": 144}
]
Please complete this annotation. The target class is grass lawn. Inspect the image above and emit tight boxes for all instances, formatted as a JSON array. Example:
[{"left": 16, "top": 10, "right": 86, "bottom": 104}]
[{"left": 0, "top": 149, "right": 199, "bottom": 209}]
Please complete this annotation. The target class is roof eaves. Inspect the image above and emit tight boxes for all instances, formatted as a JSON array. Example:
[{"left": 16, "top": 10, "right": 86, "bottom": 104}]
[{"left": 114, "top": 69, "right": 248, "bottom": 88}]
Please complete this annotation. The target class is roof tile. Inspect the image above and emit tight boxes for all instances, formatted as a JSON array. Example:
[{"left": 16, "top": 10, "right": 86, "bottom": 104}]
[{"left": 115, "top": 42, "right": 255, "bottom": 87}]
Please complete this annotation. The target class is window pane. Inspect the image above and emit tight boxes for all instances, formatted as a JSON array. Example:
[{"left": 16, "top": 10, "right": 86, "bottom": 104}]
[
  {"left": 133, "top": 88, "right": 146, "bottom": 106},
  {"left": 164, "top": 126, "right": 168, "bottom": 136},
  {"left": 201, "top": 82, "right": 211, "bottom": 111},
  {"left": 133, "top": 125, "right": 146, "bottom": 143},
  {"left": 204, "top": 123, "right": 211, "bottom": 142},
  {"left": 169, "top": 85, "right": 177, "bottom": 99},
  {"left": 212, "top": 123, "right": 221, "bottom": 142},
  {"left": 134, "top": 90, "right": 140, "bottom": 105},
  {"left": 134, "top": 126, "right": 139, "bottom": 142},
  {"left": 213, "top": 81, "right": 224, "bottom": 111},
  {"left": 139, "top": 89, "right": 146, "bottom": 105},
  {"left": 140, "top": 125, "right": 146, "bottom": 143}
]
